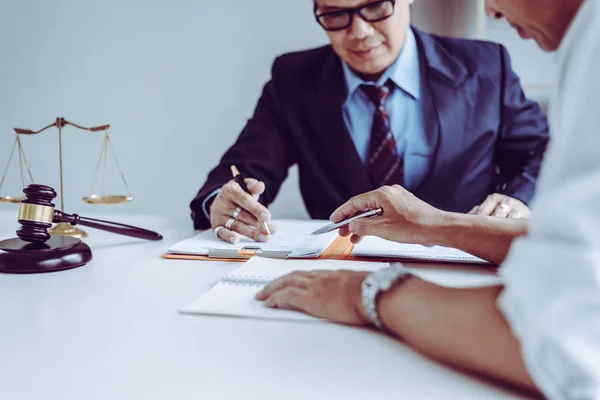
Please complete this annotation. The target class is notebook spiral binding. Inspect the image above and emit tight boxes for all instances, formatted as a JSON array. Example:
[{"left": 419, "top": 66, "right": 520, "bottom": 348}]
[{"left": 222, "top": 275, "right": 273, "bottom": 287}]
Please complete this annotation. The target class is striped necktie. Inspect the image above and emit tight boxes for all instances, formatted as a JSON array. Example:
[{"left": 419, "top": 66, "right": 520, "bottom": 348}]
[{"left": 360, "top": 83, "right": 404, "bottom": 188}]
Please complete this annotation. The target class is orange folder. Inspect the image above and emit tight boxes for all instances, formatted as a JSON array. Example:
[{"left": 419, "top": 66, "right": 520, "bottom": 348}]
[
  {"left": 163, "top": 235, "right": 497, "bottom": 271},
  {"left": 163, "top": 235, "right": 355, "bottom": 262}
]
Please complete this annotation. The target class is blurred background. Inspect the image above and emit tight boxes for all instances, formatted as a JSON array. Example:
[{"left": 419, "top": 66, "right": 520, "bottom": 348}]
[{"left": 0, "top": 0, "right": 556, "bottom": 224}]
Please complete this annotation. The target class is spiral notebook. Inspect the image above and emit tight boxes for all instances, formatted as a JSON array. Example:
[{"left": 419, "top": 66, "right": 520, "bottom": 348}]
[
  {"left": 351, "top": 236, "right": 489, "bottom": 265},
  {"left": 180, "top": 257, "right": 388, "bottom": 322}
]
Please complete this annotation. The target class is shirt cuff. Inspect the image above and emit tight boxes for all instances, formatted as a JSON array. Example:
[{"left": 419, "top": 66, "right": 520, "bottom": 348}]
[{"left": 201, "top": 189, "right": 221, "bottom": 220}]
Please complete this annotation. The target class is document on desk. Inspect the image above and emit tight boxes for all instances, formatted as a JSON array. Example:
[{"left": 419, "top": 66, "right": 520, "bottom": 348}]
[
  {"left": 167, "top": 219, "right": 338, "bottom": 258},
  {"left": 180, "top": 257, "right": 388, "bottom": 322},
  {"left": 351, "top": 236, "right": 490, "bottom": 265}
]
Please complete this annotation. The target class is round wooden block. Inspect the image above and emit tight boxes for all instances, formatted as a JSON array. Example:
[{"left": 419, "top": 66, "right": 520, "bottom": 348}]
[{"left": 0, "top": 236, "right": 93, "bottom": 274}]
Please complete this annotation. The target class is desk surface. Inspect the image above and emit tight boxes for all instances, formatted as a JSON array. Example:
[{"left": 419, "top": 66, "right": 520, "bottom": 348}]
[{"left": 0, "top": 211, "right": 532, "bottom": 400}]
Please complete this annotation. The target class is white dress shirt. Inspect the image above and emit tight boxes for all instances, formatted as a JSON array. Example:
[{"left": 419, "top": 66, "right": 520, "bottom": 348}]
[{"left": 498, "top": 1, "right": 600, "bottom": 399}]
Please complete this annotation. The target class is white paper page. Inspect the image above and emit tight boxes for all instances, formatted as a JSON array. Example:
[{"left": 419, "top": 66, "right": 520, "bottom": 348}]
[
  {"left": 168, "top": 219, "right": 338, "bottom": 258},
  {"left": 227, "top": 258, "right": 499, "bottom": 288},
  {"left": 225, "top": 257, "right": 388, "bottom": 282},
  {"left": 351, "top": 236, "right": 489, "bottom": 264},
  {"left": 180, "top": 282, "right": 321, "bottom": 322},
  {"left": 181, "top": 258, "right": 500, "bottom": 322},
  {"left": 181, "top": 258, "right": 388, "bottom": 321}
]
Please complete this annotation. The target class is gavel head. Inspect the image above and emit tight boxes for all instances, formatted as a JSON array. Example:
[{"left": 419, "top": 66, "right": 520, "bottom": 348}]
[{"left": 16, "top": 184, "right": 57, "bottom": 243}]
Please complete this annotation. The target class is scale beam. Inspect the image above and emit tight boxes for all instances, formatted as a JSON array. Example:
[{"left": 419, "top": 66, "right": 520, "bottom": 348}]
[{"left": 1, "top": 117, "right": 135, "bottom": 238}]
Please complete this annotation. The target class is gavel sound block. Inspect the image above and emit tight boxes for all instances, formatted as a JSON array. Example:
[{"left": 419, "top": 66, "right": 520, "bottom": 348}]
[{"left": 0, "top": 184, "right": 162, "bottom": 274}]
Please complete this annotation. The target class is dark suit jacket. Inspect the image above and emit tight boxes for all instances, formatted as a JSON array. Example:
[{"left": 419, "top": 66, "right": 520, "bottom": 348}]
[{"left": 190, "top": 27, "right": 549, "bottom": 230}]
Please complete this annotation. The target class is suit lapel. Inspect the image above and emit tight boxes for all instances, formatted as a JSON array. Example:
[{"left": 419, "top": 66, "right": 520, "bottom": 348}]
[
  {"left": 404, "top": 67, "right": 440, "bottom": 191},
  {"left": 308, "top": 51, "right": 374, "bottom": 196},
  {"left": 411, "top": 28, "right": 470, "bottom": 194}
]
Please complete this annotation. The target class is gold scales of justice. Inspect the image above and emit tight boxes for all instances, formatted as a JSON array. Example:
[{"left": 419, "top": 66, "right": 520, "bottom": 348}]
[{"left": 0, "top": 117, "right": 134, "bottom": 238}]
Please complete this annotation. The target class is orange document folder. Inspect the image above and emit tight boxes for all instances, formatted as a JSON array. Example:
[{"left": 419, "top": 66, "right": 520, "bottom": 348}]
[
  {"left": 163, "top": 234, "right": 355, "bottom": 262},
  {"left": 163, "top": 235, "right": 496, "bottom": 270}
]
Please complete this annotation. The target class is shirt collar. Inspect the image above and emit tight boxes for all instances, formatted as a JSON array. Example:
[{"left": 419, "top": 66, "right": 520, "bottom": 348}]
[{"left": 342, "top": 27, "right": 421, "bottom": 102}]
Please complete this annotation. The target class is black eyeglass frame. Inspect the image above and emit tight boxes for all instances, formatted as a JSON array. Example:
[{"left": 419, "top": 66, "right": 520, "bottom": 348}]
[{"left": 313, "top": 0, "right": 397, "bottom": 31}]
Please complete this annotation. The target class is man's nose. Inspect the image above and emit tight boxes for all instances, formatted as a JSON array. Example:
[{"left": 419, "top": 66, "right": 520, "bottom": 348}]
[{"left": 349, "top": 14, "right": 374, "bottom": 39}]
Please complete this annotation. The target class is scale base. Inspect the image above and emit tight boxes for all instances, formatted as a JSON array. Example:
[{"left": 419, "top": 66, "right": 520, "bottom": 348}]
[
  {"left": 50, "top": 222, "right": 88, "bottom": 239},
  {"left": 0, "top": 236, "right": 92, "bottom": 274}
]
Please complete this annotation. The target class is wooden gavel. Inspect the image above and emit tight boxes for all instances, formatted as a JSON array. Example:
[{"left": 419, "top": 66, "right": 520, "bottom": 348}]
[{"left": 16, "top": 184, "right": 163, "bottom": 243}]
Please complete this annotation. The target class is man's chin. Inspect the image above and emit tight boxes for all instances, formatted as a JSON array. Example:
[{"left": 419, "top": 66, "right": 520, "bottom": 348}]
[
  {"left": 533, "top": 37, "right": 558, "bottom": 53},
  {"left": 347, "top": 61, "right": 389, "bottom": 81},
  {"left": 516, "top": 30, "right": 558, "bottom": 52}
]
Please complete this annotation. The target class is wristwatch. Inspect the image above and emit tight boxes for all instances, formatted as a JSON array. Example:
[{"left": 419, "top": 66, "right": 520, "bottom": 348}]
[{"left": 361, "top": 264, "right": 413, "bottom": 329}]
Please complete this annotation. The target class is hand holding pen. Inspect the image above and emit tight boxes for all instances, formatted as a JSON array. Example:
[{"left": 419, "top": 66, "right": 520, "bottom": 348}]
[
  {"left": 311, "top": 208, "right": 383, "bottom": 235},
  {"left": 209, "top": 165, "right": 275, "bottom": 244},
  {"left": 328, "top": 185, "right": 444, "bottom": 245}
]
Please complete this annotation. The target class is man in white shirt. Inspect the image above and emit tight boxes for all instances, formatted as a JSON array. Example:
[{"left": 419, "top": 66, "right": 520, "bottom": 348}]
[{"left": 256, "top": 0, "right": 600, "bottom": 398}]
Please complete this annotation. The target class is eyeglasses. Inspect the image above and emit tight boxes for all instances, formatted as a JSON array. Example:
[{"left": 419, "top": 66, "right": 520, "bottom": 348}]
[{"left": 314, "top": 0, "right": 396, "bottom": 32}]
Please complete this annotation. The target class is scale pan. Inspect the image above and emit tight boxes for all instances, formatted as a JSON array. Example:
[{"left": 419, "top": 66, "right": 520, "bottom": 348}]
[
  {"left": 82, "top": 194, "right": 134, "bottom": 205},
  {"left": 0, "top": 195, "right": 25, "bottom": 204}
]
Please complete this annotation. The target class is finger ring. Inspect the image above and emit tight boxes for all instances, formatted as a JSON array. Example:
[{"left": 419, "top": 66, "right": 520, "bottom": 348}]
[
  {"left": 226, "top": 218, "right": 236, "bottom": 230},
  {"left": 213, "top": 226, "right": 224, "bottom": 236},
  {"left": 232, "top": 206, "right": 242, "bottom": 220},
  {"left": 498, "top": 203, "right": 511, "bottom": 213}
]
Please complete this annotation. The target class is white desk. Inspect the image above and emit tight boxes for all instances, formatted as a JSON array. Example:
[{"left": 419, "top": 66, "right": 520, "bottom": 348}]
[{"left": 0, "top": 211, "right": 532, "bottom": 400}]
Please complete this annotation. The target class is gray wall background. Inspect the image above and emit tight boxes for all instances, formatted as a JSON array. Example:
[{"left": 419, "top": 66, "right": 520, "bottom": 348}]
[{"left": 0, "top": 0, "right": 556, "bottom": 223}]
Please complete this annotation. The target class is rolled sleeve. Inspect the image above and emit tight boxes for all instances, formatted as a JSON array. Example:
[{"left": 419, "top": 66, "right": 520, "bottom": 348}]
[
  {"left": 499, "top": 241, "right": 600, "bottom": 400},
  {"left": 498, "top": 168, "right": 600, "bottom": 399}
]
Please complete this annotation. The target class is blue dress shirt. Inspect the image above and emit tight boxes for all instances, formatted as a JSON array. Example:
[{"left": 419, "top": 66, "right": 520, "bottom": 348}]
[{"left": 342, "top": 28, "right": 428, "bottom": 191}]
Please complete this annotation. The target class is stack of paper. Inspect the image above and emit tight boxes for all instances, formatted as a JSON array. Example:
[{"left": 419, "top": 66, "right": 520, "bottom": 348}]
[
  {"left": 351, "top": 236, "right": 489, "bottom": 265},
  {"left": 168, "top": 219, "right": 338, "bottom": 258}
]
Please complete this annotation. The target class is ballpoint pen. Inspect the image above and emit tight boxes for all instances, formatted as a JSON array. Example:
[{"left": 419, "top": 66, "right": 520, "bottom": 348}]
[
  {"left": 311, "top": 208, "right": 383, "bottom": 235},
  {"left": 230, "top": 165, "right": 271, "bottom": 236}
]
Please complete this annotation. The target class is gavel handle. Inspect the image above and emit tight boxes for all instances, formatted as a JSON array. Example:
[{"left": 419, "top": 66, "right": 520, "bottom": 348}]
[{"left": 54, "top": 211, "right": 163, "bottom": 241}]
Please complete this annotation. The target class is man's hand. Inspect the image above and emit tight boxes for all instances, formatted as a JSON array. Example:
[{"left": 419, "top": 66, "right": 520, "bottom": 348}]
[
  {"left": 468, "top": 194, "right": 531, "bottom": 219},
  {"left": 210, "top": 178, "right": 276, "bottom": 244},
  {"left": 330, "top": 185, "right": 446, "bottom": 245},
  {"left": 255, "top": 270, "right": 370, "bottom": 326}
]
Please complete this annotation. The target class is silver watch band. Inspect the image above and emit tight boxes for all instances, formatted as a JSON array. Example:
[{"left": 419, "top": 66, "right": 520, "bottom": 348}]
[{"left": 361, "top": 265, "right": 413, "bottom": 329}]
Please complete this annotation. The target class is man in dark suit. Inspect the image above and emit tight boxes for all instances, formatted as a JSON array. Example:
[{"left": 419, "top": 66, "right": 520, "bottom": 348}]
[{"left": 190, "top": 0, "right": 549, "bottom": 244}]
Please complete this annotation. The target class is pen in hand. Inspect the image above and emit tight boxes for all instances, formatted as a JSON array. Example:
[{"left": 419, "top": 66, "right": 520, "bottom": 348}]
[
  {"left": 230, "top": 165, "right": 271, "bottom": 236},
  {"left": 311, "top": 208, "right": 383, "bottom": 235}
]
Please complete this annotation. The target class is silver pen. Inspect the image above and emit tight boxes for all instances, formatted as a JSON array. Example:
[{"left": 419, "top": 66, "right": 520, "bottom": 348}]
[{"left": 311, "top": 208, "right": 383, "bottom": 235}]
